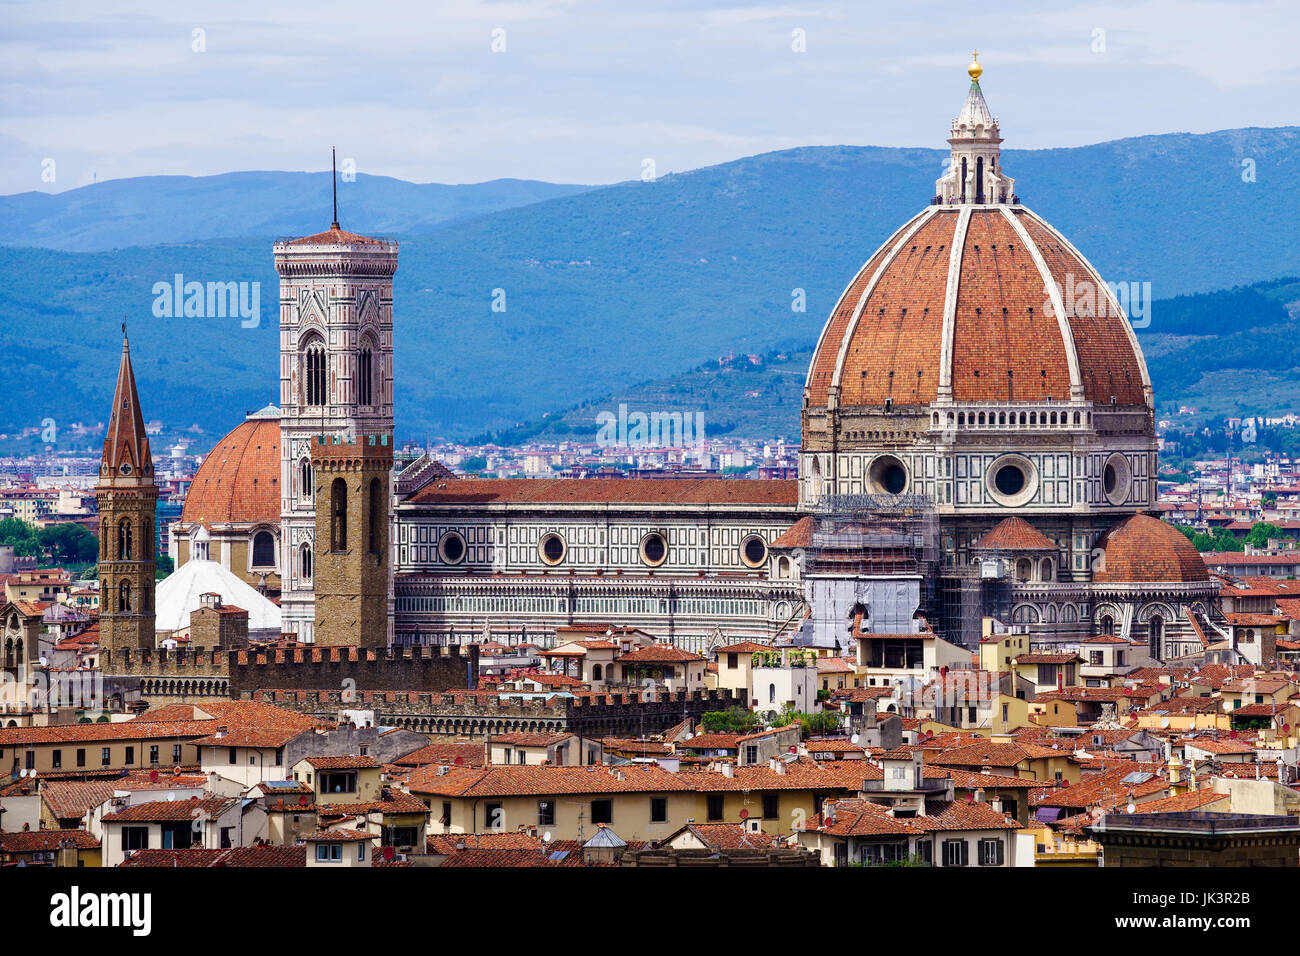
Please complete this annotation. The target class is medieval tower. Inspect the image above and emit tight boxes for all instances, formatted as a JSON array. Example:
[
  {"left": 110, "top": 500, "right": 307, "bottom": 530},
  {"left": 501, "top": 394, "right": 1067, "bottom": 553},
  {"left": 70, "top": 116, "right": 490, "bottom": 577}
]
[
  {"left": 311, "top": 433, "right": 393, "bottom": 647},
  {"left": 97, "top": 331, "right": 158, "bottom": 652},
  {"left": 273, "top": 203, "right": 398, "bottom": 644}
]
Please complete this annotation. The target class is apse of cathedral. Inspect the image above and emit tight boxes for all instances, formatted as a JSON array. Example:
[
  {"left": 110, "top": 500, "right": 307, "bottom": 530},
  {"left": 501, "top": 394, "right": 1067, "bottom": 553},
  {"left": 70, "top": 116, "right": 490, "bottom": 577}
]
[{"left": 149, "top": 56, "right": 1216, "bottom": 664}]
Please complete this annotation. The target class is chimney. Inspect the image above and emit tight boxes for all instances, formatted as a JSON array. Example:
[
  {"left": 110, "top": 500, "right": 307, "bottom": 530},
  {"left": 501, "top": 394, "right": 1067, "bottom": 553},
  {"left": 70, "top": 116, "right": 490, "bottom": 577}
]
[{"left": 721, "top": 763, "right": 735, "bottom": 778}]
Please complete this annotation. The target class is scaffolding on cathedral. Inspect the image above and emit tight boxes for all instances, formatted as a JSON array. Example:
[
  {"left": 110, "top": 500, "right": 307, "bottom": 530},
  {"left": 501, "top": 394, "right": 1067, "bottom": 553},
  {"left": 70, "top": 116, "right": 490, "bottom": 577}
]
[
  {"left": 806, "top": 493, "right": 939, "bottom": 576},
  {"left": 792, "top": 494, "right": 941, "bottom": 651}
]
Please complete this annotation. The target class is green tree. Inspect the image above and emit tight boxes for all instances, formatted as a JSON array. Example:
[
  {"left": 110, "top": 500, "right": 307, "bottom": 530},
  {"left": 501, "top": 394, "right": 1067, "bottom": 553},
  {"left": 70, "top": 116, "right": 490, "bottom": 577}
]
[
  {"left": 700, "top": 707, "right": 763, "bottom": 734},
  {"left": 37, "top": 523, "right": 99, "bottom": 564},
  {"left": 1246, "top": 522, "right": 1285, "bottom": 549}
]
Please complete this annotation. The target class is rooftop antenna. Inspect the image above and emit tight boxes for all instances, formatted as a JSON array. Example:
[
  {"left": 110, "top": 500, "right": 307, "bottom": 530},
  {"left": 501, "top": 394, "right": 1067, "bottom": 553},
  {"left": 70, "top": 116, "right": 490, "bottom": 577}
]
[{"left": 330, "top": 146, "right": 340, "bottom": 230}]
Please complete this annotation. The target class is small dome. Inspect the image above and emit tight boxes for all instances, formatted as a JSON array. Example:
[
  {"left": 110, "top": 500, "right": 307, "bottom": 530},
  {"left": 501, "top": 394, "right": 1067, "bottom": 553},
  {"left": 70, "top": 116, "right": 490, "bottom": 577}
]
[
  {"left": 181, "top": 413, "right": 280, "bottom": 529},
  {"left": 1093, "top": 514, "right": 1208, "bottom": 583},
  {"left": 971, "top": 517, "right": 1057, "bottom": 552}
]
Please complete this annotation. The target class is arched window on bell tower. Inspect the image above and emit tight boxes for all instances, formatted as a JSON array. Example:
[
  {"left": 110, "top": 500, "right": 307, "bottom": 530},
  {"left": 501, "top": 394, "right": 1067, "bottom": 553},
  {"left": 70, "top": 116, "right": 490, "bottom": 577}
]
[
  {"left": 117, "top": 518, "right": 133, "bottom": 560},
  {"left": 300, "top": 458, "right": 314, "bottom": 503},
  {"left": 304, "top": 335, "right": 327, "bottom": 407},
  {"left": 358, "top": 343, "right": 374, "bottom": 407},
  {"left": 975, "top": 156, "right": 985, "bottom": 203},
  {"left": 300, "top": 543, "right": 313, "bottom": 581},
  {"left": 330, "top": 478, "right": 348, "bottom": 552},
  {"left": 119, "top": 580, "right": 132, "bottom": 614}
]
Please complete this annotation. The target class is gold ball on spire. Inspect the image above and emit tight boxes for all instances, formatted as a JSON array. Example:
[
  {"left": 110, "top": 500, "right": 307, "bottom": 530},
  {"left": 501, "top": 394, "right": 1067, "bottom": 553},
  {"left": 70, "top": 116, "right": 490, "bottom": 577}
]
[{"left": 968, "top": 49, "right": 982, "bottom": 82}]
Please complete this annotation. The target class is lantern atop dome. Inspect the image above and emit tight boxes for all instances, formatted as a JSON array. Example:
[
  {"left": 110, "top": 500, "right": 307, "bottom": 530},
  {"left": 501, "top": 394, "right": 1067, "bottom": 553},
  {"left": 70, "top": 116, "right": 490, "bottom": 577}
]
[{"left": 935, "top": 52, "right": 1016, "bottom": 205}]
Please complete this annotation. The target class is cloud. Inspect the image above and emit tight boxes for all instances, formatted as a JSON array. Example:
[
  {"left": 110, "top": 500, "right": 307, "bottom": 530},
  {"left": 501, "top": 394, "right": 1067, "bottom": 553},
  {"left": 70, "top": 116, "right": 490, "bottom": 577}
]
[{"left": 1, "top": 0, "right": 1296, "bottom": 194}]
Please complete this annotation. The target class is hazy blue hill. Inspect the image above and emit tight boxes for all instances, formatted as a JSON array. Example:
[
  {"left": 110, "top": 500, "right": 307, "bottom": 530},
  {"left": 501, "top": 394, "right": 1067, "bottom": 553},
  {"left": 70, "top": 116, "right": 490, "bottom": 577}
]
[
  {"left": 0, "top": 172, "right": 597, "bottom": 251},
  {"left": 1, "top": 127, "right": 1297, "bottom": 445}
]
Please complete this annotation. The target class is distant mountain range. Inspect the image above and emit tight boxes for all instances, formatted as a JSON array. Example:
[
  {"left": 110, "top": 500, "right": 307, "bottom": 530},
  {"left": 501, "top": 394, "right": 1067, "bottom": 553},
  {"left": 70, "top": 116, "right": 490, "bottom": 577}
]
[
  {"left": 1, "top": 127, "right": 1297, "bottom": 447},
  {"left": 0, "top": 172, "right": 596, "bottom": 251}
]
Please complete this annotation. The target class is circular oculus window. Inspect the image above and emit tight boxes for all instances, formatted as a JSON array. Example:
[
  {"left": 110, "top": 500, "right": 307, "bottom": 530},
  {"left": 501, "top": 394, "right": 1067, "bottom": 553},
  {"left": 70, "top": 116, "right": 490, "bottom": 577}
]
[
  {"left": 740, "top": 534, "right": 768, "bottom": 568},
  {"left": 538, "top": 533, "right": 567, "bottom": 566},
  {"left": 1102, "top": 452, "right": 1132, "bottom": 506},
  {"left": 867, "top": 454, "right": 909, "bottom": 495},
  {"left": 985, "top": 454, "right": 1039, "bottom": 507},
  {"left": 438, "top": 531, "right": 466, "bottom": 565},
  {"left": 639, "top": 532, "right": 668, "bottom": 567}
]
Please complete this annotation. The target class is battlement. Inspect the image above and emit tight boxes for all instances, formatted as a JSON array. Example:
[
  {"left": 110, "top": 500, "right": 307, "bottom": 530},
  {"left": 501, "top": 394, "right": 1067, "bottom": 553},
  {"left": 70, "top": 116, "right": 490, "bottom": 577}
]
[
  {"left": 252, "top": 684, "right": 743, "bottom": 739},
  {"left": 103, "top": 643, "right": 477, "bottom": 700},
  {"left": 102, "top": 646, "right": 228, "bottom": 674},
  {"left": 310, "top": 433, "right": 394, "bottom": 463},
  {"left": 232, "top": 644, "right": 475, "bottom": 666}
]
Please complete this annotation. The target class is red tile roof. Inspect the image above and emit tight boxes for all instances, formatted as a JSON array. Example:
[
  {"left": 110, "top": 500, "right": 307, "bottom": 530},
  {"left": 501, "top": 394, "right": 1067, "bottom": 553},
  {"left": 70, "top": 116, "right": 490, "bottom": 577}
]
[
  {"left": 408, "top": 477, "right": 798, "bottom": 507},
  {"left": 298, "top": 755, "right": 382, "bottom": 770},
  {"left": 0, "top": 829, "right": 100, "bottom": 852},
  {"left": 972, "top": 517, "right": 1058, "bottom": 552},
  {"left": 103, "top": 795, "right": 236, "bottom": 823},
  {"left": 616, "top": 644, "right": 705, "bottom": 664},
  {"left": 285, "top": 226, "right": 383, "bottom": 246}
]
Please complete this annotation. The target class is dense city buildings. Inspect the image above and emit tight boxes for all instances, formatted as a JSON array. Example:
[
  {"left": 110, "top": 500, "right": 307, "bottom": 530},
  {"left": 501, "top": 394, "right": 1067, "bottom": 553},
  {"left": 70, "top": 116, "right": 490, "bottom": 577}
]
[{"left": 3, "top": 53, "right": 1299, "bottom": 891}]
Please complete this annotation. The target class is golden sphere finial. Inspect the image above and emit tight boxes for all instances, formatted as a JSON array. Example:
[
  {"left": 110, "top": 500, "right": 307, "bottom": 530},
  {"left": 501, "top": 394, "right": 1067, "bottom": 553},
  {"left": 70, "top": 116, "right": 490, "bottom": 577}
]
[{"left": 968, "top": 49, "right": 982, "bottom": 82}]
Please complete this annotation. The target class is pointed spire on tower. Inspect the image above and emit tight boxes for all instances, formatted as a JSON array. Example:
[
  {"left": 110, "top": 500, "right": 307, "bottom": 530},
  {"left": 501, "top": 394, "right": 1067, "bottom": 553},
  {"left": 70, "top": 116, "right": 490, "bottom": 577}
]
[{"left": 101, "top": 322, "right": 153, "bottom": 482}]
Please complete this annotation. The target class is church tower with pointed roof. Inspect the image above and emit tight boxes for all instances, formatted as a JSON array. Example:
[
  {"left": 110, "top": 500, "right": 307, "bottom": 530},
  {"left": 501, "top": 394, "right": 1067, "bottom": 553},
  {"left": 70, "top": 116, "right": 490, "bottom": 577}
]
[{"left": 97, "top": 330, "right": 158, "bottom": 652}]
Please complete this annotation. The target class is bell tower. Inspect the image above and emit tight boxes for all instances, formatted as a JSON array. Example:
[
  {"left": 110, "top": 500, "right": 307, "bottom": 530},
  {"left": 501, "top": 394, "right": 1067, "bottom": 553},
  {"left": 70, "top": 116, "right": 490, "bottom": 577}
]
[
  {"left": 97, "top": 329, "right": 157, "bottom": 653},
  {"left": 273, "top": 161, "right": 398, "bottom": 644}
]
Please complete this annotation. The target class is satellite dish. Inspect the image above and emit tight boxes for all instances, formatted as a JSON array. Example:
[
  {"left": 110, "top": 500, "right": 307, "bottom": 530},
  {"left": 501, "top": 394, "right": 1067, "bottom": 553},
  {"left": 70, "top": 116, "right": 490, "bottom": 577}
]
[
  {"left": 166, "top": 793, "right": 175, "bottom": 801},
  {"left": 850, "top": 734, "right": 860, "bottom": 745},
  {"left": 1126, "top": 802, "right": 1136, "bottom": 813},
  {"left": 542, "top": 831, "right": 553, "bottom": 843},
  {"left": 19, "top": 768, "right": 27, "bottom": 778},
  {"left": 1160, "top": 718, "right": 1170, "bottom": 729},
  {"left": 739, "top": 808, "right": 749, "bottom": 819}
]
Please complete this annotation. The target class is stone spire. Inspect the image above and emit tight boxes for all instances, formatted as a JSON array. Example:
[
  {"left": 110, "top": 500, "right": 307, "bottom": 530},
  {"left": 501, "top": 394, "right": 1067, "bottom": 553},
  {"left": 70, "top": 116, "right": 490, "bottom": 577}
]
[
  {"left": 100, "top": 328, "right": 154, "bottom": 485},
  {"left": 935, "top": 51, "right": 1016, "bottom": 205},
  {"left": 97, "top": 325, "right": 158, "bottom": 657}
]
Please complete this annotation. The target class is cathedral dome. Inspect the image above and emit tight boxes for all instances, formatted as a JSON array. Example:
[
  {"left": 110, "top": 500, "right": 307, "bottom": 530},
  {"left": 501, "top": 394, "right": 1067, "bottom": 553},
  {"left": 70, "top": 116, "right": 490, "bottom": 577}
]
[
  {"left": 805, "top": 65, "right": 1151, "bottom": 415},
  {"left": 181, "top": 407, "right": 280, "bottom": 529},
  {"left": 1092, "top": 514, "right": 1209, "bottom": 583},
  {"left": 805, "top": 205, "right": 1151, "bottom": 410}
]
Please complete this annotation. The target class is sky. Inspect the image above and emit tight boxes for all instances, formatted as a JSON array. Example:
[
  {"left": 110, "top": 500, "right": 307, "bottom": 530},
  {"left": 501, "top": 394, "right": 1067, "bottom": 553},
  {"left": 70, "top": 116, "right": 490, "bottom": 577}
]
[{"left": 3, "top": 0, "right": 1298, "bottom": 194}]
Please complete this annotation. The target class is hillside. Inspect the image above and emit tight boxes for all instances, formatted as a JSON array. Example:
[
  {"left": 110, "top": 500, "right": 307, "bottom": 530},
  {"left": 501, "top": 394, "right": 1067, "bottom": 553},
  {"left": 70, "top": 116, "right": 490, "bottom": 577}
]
[
  {"left": 1, "top": 127, "right": 1297, "bottom": 445},
  {"left": 0, "top": 172, "right": 596, "bottom": 251}
]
